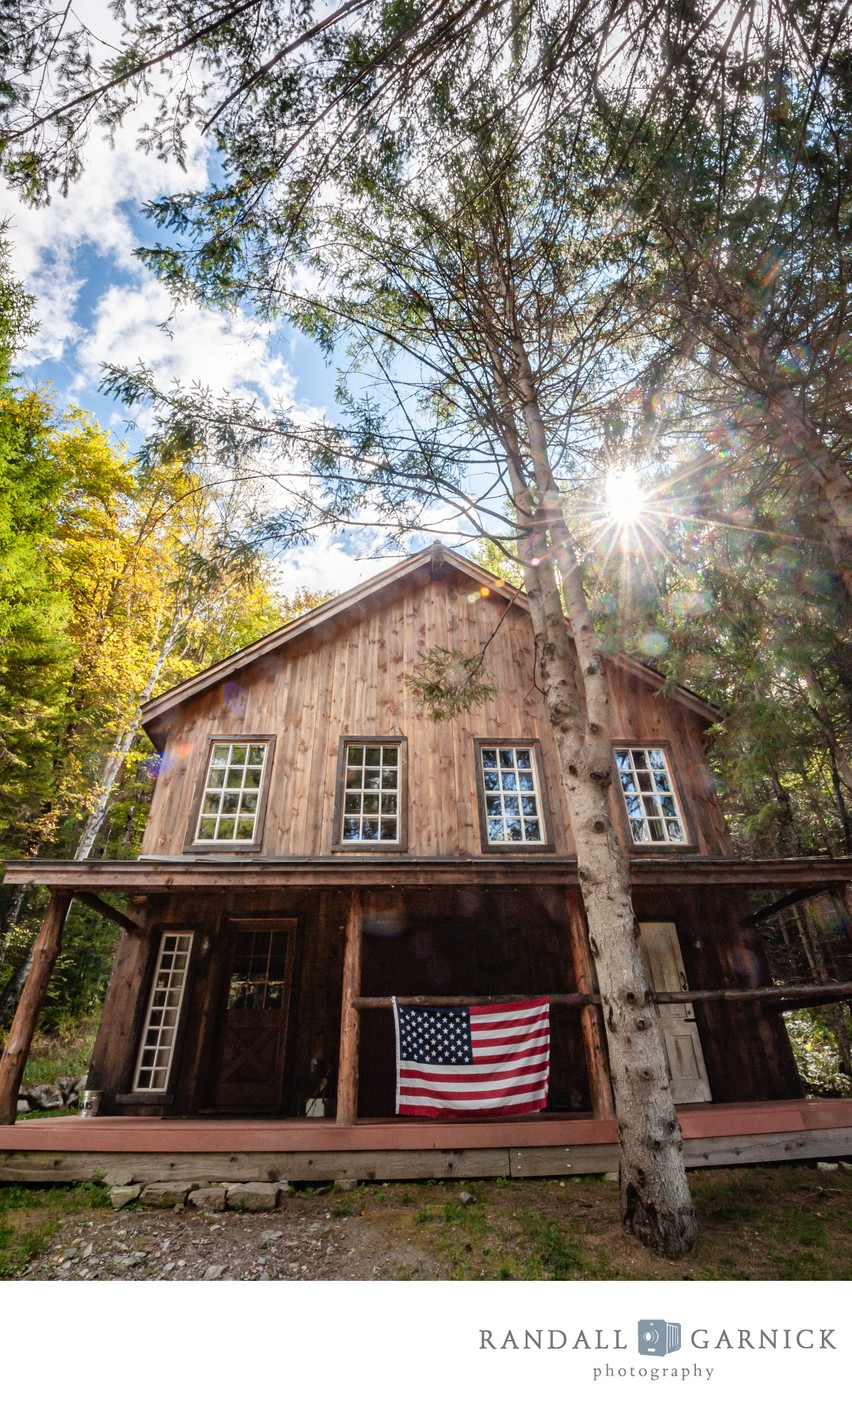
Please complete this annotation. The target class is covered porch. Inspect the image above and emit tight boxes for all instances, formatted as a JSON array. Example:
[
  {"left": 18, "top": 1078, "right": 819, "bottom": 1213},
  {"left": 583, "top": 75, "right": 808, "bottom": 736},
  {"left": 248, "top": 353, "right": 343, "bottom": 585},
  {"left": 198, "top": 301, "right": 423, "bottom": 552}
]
[
  {"left": 1, "top": 854, "right": 852, "bottom": 1170},
  {"left": 2, "top": 1098, "right": 852, "bottom": 1185}
]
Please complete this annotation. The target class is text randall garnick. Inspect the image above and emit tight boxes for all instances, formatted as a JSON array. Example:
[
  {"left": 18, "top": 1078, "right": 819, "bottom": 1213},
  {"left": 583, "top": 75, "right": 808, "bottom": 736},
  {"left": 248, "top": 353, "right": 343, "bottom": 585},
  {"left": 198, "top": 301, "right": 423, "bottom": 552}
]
[{"left": 478, "top": 1328, "right": 837, "bottom": 1351}]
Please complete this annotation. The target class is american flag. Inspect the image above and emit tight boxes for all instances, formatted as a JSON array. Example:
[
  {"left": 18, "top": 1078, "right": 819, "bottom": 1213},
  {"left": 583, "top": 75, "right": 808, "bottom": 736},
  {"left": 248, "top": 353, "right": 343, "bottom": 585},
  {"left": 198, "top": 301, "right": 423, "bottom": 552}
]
[{"left": 393, "top": 997, "right": 550, "bottom": 1118}]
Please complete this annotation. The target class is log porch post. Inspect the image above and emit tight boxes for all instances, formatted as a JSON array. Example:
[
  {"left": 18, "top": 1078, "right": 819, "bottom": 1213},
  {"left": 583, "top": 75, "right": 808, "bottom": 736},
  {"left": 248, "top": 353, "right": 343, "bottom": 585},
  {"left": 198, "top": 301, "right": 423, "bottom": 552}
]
[
  {"left": 566, "top": 889, "right": 615, "bottom": 1120},
  {"left": 0, "top": 889, "right": 72, "bottom": 1124},
  {"left": 336, "top": 889, "right": 363, "bottom": 1125}
]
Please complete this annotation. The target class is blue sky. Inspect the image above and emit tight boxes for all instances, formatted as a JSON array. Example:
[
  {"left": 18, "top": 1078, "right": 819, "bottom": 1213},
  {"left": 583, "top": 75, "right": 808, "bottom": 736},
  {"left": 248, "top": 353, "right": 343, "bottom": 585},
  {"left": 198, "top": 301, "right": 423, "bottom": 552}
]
[{"left": 3, "top": 91, "right": 442, "bottom": 596}]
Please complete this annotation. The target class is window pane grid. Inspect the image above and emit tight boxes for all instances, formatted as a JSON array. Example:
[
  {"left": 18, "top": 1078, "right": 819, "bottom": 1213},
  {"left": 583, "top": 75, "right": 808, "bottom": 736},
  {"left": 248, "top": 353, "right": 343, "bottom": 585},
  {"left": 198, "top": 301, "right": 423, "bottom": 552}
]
[
  {"left": 228, "top": 928, "right": 289, "bottom": 1010},
  {"left": 341, "top": 742, "right": 400, "bottom": 843},
  {"left": 195, "top": 741, "right": 267, "bottom": 843},
  {"left": 615, "top": 747, "right": 686, "bottom": 844},
  {"left": 134, "top": 932, "right": 194, "bottom": 1092},
  {"left": 480, "top": 745, "right": 544, "bottom": 845}
]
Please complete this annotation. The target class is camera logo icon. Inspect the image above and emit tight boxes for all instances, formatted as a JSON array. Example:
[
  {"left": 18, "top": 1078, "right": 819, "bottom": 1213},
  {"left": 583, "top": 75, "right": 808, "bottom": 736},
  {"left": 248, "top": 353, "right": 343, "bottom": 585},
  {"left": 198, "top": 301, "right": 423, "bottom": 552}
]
[{"left": 638, "top": 1320, "right": 681, "bottom": 1357}]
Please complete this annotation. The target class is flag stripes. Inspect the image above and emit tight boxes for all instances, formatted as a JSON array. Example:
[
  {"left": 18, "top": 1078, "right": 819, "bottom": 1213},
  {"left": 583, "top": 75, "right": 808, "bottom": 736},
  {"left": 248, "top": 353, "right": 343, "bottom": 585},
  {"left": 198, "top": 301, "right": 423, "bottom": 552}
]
[{"left": 394, "top": 997, "right": 550, "bottom": 1118}]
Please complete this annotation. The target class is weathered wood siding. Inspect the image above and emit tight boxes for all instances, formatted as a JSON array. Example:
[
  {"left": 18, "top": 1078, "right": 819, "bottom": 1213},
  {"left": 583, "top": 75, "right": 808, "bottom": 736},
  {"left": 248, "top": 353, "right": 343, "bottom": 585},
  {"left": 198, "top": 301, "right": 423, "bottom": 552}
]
[{"left": 141, "top": 563, "right": 731, "bottom": 859}]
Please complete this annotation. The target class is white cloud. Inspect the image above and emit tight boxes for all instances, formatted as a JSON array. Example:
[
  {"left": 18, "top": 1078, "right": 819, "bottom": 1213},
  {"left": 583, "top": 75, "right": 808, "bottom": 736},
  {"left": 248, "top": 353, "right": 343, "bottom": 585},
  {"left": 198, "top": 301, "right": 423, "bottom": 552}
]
[
  {"left": 272, "top": 533, "right": 405, "bottom": 597},
  {"left": 4, "top": 74, "right": 212, "bottom": 368},
  {"left": 75, "top": 275, "right": 303, "bottom": 411}
]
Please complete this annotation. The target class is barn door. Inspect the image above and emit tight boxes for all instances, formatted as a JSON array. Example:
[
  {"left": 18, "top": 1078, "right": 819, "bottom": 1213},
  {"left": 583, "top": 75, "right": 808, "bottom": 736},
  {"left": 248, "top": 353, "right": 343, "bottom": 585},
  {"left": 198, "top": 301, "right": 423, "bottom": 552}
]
[
  {"left": 212, "top": 920, "right": 296, "bottom": 1112},
  {"left": 638, "top": 922, "right": 712, "bottom": 1104}
]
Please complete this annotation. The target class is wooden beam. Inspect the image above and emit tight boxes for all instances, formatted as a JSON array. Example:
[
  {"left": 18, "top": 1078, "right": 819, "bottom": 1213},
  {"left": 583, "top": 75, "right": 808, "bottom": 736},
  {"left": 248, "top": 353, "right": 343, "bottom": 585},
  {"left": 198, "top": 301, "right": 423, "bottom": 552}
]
[
  {"left": 748, "top": 886, "right": 830, "bottom": 926},
  {"left": 3, "top": 853, "right": 852, "bottom": 892},
  {"left": 352, "top": 994, "right": 599, "bottom": 1008},
  {"left": 353, "top": 980, "right": 852, "bottom": 1009},
  {"left": 655, "top": 981, "right": 852, "bottom": 1006},
  {"left": 336, "top": 889, "right": 363, "bottom": 1126},
  {"left": 565, "top": 892, "right": 615, "bottom": 1120},
  {"left": 0, "top": 889, "right": 72, "bottom": 1125},
  {"left": 76, "top": 892, "right": 140, "bottom": 932}
]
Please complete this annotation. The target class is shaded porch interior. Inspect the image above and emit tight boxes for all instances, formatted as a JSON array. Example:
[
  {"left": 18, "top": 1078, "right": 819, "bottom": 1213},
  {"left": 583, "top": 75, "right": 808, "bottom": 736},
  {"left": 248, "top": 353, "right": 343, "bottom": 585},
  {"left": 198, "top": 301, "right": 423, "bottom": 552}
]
[{"left": 83, "top": 881, "right": 807, "bottom": 1123}]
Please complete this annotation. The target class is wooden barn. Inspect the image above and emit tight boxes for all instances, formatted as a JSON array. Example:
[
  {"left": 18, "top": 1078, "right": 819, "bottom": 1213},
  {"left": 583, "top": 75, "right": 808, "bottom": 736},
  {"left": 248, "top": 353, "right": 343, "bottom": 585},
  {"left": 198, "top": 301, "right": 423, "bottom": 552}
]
[{"left": 1, "top": 543, "right": 851, "bottom": 1185}]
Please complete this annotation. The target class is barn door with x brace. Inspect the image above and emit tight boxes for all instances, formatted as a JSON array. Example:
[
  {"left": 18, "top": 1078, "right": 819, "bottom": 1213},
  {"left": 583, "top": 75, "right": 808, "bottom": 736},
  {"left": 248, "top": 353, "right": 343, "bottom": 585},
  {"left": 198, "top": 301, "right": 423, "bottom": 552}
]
[
  {"left": 212, "top": 919, "right": 297, "bottom": 1112},
  {"left": 639, "top": 921, "right": 712, "bottom": 1104}
]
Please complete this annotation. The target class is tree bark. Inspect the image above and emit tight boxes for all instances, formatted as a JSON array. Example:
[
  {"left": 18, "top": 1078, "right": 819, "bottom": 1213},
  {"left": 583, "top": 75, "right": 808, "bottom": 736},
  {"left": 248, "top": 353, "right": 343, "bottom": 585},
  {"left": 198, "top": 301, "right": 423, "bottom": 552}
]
[
  {"left": 0, "top": 890, "right": 72, "bottom": 1123},
  {"left": 487, "top": 313, "right": 696, "bottom": 1253}
]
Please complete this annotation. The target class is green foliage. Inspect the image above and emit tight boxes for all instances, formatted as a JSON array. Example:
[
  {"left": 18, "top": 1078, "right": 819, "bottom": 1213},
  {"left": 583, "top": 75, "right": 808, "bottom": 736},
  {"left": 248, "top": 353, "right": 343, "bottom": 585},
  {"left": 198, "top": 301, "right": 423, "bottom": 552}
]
[
  {"left": 403, "top": 647, "right": 498, "bottom": 722},
  {"left": 21, "top": 1016, "right": 98, "bottom": 1087},
  {"left": 785, "top": 1010, "right": 852, "bottom": 1098}
]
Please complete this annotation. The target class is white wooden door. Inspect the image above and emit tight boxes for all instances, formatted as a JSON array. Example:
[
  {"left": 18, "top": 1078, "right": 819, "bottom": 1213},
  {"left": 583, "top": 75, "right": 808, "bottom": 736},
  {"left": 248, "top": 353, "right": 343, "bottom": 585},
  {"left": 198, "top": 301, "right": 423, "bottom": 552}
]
[{"left": 639, "top": 922, "right": 712, "bottom": 1104}]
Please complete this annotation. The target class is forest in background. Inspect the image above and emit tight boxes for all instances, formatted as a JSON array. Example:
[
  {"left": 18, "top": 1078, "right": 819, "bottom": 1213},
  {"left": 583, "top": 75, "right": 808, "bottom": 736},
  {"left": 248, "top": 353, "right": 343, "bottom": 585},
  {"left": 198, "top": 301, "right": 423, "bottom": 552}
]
[
  {"left": 0, "top": 239, "right": 328, "bottom": 1038},
  {"left": 0, "top": 3, "right": 850, "bottom": 1116}
]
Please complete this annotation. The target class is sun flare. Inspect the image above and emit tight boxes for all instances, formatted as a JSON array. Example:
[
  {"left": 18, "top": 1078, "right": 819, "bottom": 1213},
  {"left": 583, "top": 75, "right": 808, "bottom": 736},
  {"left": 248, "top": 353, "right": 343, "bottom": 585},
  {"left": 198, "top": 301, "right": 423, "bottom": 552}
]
[{"left": 605, "top": 469, "right": 646, "bottom": 526}]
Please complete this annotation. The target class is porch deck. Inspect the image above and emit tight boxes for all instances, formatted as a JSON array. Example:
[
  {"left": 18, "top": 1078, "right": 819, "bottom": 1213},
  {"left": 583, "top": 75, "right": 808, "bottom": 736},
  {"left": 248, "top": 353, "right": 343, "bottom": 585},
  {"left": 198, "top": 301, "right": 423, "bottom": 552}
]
[{"left": 2, "top": 1098, "right": 851, "bottom": 1185}]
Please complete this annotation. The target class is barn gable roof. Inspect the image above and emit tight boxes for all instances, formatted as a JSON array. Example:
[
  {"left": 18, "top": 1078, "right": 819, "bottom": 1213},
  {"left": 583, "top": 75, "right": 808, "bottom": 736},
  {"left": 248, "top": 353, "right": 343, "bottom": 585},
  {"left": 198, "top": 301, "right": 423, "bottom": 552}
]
[{"left": 141, "top": 542, "right": 720, "bottom": 741}]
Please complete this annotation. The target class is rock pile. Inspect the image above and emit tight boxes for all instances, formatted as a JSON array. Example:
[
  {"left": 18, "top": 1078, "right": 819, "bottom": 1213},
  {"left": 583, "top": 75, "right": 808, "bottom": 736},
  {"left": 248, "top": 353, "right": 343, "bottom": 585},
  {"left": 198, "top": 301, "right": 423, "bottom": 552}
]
[
  {"left": 110, "top": 1180, "right": 291, "bottom": 1212},
  {"left": 17, "top": 1075, "right": 86, "bottom": 1114}
]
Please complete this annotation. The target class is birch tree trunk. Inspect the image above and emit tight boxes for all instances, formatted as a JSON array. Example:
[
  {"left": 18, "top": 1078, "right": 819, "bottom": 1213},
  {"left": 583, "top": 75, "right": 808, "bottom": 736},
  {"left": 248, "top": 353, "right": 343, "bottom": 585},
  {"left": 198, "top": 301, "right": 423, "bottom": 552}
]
[{"left": 488, "top": 324, "right": 696, "bottom": 1253}]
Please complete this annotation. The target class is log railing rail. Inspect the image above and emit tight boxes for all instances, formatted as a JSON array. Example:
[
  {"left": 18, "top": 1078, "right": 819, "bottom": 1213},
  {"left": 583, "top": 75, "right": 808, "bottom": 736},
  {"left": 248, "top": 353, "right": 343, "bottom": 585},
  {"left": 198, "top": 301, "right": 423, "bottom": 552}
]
[{"left": 353, "top": 981, "right": 852, "bottom": 1010}]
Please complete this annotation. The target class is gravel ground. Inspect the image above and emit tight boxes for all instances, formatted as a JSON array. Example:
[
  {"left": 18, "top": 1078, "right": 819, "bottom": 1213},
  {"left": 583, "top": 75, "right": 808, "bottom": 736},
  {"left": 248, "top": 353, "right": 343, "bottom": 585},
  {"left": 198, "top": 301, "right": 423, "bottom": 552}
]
[{"left": 22, "top": 1201, "right": 441, "bottom": 1281}]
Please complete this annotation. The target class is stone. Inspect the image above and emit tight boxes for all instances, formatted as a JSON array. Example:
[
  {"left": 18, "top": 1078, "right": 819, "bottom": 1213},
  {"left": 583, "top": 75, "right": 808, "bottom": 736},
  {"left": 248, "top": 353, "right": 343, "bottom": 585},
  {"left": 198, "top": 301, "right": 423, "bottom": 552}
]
[
  {"left": 25, "top": 1083, "right": 63, "bottom": 1111},
  {"left": 56, "top": 1074, "right": 81, "bottom": 1106},
  {"left": 188, "top": 1187, "right": 227, "bottom": 1212},
  {"left": 16, "top": 1099, "right": 29, "bottom": 1115},
  {"left": 458, "top": 1189, "right": 475, "bottom": 1205},
  {"left": 260, "top": 1231, "right": 284, "bottom": 1245},
  {"left": 603, "top": 1170, "right": 619, "bottom": 1182},
  {"left": 104, "top": 1166, "right": 135, "bottom": 1188},
  {"left": 203, "top": 1264, "right": 227, "bottom": 1281},
  {"left": 334, "top": 1179, "right": 357, "bottom": 1192},
  {"left": 109, "top": 1185, "right": 142, "bottom": 1210},
  {"left": 140, "top": 1181, "right": 194, "bottom": 1208},
  {"left": 225, "top": 1182, "right": 278, "bottom": 1212},
  {"left": 817, "top": 1162, "right": 839, "bottom": 1172}
]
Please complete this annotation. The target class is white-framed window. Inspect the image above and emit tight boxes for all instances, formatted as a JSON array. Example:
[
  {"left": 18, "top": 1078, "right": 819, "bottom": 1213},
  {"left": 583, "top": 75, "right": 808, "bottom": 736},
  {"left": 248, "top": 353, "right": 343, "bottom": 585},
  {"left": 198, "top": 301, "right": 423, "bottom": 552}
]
[
  {"left": 133, "top": 932, "right": 194, "bottom": 1093},
  {"left": 478, "top": 743, "right": 547, "bottom": 846},
  {"left": 194, "top": 740, "right": 268, "bottom": 844},
  {"left": 338, "top": 740, "right": 404, "bottom": 844},
  {"left": 615, "top": 746, "right": 687, "bottom": 845}
]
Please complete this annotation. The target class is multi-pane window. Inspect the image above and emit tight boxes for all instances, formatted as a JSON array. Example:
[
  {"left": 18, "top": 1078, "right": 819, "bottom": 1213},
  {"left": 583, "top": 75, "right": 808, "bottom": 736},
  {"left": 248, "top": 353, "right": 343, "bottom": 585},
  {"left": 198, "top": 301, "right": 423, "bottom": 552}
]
[
  {"left": 615, "top": 746, "right": 687, "bottom": 845},
  {"left": 134, "top": 932, "right": 193, "bottom": 1092},
  {"left": 194, "top": 740, "right": 268, "bottom": 844},
  {"left": 479, "top": 744, "right": 545, "bottom": 845},
  {"left": 228, "top": 928, "right": 291, "bottom": 1011},
  {"left": 340, "top": 741, "right": 401, "bottom": 843}
]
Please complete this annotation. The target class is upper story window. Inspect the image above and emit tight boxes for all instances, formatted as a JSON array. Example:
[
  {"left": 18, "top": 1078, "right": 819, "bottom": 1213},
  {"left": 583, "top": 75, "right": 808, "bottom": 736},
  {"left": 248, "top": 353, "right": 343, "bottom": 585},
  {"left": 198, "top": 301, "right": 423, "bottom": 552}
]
[
  {"left": 190, "top": 737, "right": 273, "bottom": 848},
  {"left": 615, "top": 746, "right": 687, "bottom": 845},
  {"left": 335, "top": 738, "right": 407, "bottom": 848},
  {"left": 476, "top": 741, "right": 551, "bottom": 849}
]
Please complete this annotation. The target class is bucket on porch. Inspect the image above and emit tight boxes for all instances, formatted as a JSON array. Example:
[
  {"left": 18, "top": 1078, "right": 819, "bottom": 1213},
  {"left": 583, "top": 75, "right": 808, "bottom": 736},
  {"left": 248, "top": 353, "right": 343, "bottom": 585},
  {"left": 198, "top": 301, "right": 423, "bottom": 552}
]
[
  {"left": 305, "top": 1098, "right": 328, "bottom": 1118},
  {"left": 80, "top": 1089, "right": 102, "bottom": 1118}
]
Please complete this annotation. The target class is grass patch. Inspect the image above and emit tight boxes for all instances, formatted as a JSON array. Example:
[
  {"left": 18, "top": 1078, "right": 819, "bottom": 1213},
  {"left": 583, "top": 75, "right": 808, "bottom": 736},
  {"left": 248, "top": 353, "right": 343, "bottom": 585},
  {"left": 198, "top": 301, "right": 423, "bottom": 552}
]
[
  {"left": 20, "top": 1018, "right": 99, "bottom": 1089},
  {"left": 0, "top": 1184, "right": 110, "bottom": 1279}
]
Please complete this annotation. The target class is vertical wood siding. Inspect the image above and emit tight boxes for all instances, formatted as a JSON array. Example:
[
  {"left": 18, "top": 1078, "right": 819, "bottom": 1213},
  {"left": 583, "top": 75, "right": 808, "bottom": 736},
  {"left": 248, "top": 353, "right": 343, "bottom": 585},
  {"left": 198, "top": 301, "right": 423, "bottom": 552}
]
[{"left": 141, "top": 565, "right": 730, "bottom": 859}]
